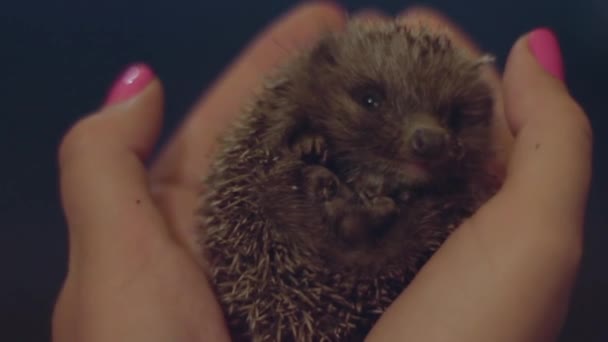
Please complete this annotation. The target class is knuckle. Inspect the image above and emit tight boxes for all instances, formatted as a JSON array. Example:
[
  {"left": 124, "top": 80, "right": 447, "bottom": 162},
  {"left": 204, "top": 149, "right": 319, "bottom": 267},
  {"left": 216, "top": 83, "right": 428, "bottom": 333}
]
[
  {"left": 566, "top": 102, "right": 593, "bottom": 149},
  {"left": 58, "top": 114, "right": 107, "bottom": 166},
  {"left": 288, "top": 1, "right": 345, "bottom": 30}
]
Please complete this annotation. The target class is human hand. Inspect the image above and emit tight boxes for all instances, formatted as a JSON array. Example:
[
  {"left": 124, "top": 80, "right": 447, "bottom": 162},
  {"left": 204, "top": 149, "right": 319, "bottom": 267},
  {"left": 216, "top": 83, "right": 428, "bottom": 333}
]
[
  {"left": 366, "top": 8, "right": 592, "bottom": 342},
  {"left": 52, "top": 3, "right": 346, "bottom": 341},
  {"left": 52, "top": 3, "right": 592, "bottom": 342}
]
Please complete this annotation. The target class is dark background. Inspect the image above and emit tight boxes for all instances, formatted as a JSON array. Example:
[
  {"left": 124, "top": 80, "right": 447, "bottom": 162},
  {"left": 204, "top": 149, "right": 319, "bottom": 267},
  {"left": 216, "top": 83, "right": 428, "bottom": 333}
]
[{"left": 1, "top": 0, "right": 605, "bottom": 341}]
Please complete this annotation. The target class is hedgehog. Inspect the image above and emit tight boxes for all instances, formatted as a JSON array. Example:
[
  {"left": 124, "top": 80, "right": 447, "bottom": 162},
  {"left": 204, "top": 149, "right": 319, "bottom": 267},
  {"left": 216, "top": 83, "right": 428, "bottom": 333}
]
[{"left": 198, "top": 18, "right": 501, "bottom": 341}]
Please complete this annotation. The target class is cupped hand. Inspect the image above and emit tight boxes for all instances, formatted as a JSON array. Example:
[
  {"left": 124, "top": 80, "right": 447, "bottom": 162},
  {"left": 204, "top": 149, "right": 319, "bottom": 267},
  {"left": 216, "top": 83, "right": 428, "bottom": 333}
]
[
  {"left": 367, "top": 8, "right": 592, "bottom": 342},
  {"left": 52, "top": 4, "right": 592, "bottom": 342}
]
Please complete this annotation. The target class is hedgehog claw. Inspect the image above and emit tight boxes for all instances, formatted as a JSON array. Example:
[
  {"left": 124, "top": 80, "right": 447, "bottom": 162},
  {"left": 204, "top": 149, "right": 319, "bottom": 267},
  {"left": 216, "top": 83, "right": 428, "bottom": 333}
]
[{"left": 291, "top": 133, "right": 328, "bottom": 164}]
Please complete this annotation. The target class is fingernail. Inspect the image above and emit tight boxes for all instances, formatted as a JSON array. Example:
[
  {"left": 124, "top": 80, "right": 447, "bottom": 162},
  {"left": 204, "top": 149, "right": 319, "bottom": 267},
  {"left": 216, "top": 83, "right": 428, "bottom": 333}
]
[
  {"left": 104, "top": 63, "right": 155, "bottom": 105},
  {"left": 528, "top": 28, "right": 564, "bottom": 80}
]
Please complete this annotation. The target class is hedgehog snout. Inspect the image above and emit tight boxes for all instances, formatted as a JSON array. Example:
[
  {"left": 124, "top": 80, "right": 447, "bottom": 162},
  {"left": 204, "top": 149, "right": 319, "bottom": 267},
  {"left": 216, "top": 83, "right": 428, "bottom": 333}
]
[{"left": 410, "top": 127, "right": 449, "bottom": 160}]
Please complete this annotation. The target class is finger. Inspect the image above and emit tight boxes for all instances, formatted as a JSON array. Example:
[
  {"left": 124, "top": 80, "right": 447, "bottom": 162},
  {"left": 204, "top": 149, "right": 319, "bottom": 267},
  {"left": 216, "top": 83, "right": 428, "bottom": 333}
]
[
  {"left": 147, "top": 3, "right": 347, "bottom": 259},
  {"left": 149, "top": 2, "right": 347, "bottom": 188},
  {"left": 59, "top": 64, "right": 168, "bottom": 268},
  {"left": 398, "top": 7, "right": 513, "bottom": 172}
]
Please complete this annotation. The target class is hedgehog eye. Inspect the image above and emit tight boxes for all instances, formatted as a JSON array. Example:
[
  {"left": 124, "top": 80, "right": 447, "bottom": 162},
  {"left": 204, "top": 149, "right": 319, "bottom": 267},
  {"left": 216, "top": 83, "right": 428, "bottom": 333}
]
[
  {"left": 353, "top": 85, "right": 385, "bottom": 111},
  {"left": 361, "top": 94, "right": 381, "bottom": 109}
]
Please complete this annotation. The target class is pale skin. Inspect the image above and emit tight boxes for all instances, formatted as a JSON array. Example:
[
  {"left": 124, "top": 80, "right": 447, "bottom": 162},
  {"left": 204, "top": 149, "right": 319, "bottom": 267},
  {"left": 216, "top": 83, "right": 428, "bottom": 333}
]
[{"left": 53, "top": 3, "right": 592, "bottom": 342}]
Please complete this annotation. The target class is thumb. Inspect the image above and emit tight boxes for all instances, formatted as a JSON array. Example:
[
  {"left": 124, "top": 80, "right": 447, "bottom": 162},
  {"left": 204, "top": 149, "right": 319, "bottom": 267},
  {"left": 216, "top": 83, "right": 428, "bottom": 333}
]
[
  {"left": 59, "top": 63, "right": 168, "bottom": 269},
  {"left": 487, "top": 28, "right": 592, "bottom": 240}
]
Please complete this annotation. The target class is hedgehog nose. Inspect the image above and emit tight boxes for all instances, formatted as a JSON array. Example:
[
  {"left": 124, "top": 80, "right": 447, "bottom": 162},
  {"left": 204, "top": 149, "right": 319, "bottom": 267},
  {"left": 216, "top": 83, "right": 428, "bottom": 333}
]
[{"left": 411, "top": 128, "right": 448, "bottom": 159}]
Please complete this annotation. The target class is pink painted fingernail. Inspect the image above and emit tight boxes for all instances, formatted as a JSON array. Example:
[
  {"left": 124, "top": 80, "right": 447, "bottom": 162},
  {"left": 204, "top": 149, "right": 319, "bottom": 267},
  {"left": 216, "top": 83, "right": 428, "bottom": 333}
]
[
  {"left": 528, "top": 28, "right": 564, "bottom": 80},
  {"left": 104, "top": 63, "right": 155, "bottom": 105}
]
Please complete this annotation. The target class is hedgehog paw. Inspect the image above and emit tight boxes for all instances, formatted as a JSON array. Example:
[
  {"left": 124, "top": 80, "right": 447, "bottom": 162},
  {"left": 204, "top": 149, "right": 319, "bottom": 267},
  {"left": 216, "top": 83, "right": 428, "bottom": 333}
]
[
  {"left": 291, "top": 133, "right": 328, "bottom": 164},
  {"left": 302, "top": 165, "right": 339, "bottom": 201}
]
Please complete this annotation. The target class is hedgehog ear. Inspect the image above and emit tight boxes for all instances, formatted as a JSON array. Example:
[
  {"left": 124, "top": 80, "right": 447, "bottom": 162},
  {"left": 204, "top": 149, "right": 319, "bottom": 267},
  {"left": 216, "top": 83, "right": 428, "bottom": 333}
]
[{"left": 311, "top": 38, "right": 337, "bottom": 66}]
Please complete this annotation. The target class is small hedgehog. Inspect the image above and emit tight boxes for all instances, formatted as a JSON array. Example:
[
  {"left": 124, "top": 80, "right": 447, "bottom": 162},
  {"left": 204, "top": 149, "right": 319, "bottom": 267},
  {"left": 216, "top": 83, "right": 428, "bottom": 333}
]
[{"left": 199, "top": 19, "right": 501, "bottom": 341}]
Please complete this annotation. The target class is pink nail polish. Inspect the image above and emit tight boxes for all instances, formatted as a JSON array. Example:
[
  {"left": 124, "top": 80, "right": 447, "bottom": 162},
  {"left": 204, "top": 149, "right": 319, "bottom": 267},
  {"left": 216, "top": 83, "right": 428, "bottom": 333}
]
[
  {"left": 528, "top": 28, "right": 565, "bottom": 80},
  {"left": 104, "top": 63, "right": 155, "bottom": 105}
]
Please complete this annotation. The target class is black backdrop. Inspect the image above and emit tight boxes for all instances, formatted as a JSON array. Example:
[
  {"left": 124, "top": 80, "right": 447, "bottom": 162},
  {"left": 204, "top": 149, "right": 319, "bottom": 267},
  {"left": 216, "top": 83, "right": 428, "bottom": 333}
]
[{"left": 1, "top": 1, "right": 606, "bottom": 341}]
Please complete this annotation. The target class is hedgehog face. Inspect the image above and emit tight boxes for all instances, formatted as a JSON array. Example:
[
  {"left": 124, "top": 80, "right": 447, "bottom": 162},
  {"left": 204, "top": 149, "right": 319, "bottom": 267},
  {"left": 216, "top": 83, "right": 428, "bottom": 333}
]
[
  {"left": 292, "top": 21, "right": 495, "bottom": 187},
  {"left": 201, "top": 21, "right": 501, "bottom": 341}
]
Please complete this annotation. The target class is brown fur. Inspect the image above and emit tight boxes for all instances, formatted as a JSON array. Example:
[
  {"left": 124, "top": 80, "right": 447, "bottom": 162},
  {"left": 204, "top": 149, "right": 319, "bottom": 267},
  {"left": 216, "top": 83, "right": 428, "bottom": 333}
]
[{"left": 199, "top": 19, "right": 501, "bottom": 341}]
